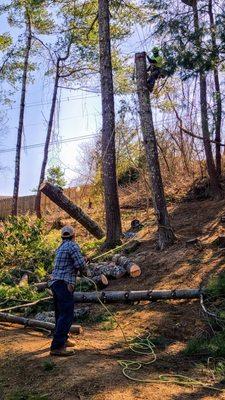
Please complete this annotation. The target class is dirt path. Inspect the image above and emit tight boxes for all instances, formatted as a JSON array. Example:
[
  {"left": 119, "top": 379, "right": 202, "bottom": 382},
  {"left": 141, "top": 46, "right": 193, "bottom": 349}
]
[{"left": 0, "top": 300, "right": 224, "bottom": 400}]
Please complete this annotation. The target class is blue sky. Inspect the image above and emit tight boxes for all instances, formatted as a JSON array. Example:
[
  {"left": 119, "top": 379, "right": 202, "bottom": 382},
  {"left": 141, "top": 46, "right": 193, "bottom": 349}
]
[{"left": 0, "top": 12, "right": 151, "bottom": 196}]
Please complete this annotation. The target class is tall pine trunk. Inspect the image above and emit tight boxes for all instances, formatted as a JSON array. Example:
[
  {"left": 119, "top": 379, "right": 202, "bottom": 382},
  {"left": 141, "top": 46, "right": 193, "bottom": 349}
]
[
  {"left": 12, "top": 20, "right": 32, "bottom": 216},
  {"left": 35, "top": 64, "right": 59, "bottom": 218},
  {"left": 192, "top": 0, "right": 220, "bottom": 195},
  {"left": 208, "top": 0, "right": 222, "bottom": 176},
  {"left": 98, "top": 0, "right": 122, "bottom": 249},
  {"left": 135, "top": 52, "right": 175, "bottom": 250}
]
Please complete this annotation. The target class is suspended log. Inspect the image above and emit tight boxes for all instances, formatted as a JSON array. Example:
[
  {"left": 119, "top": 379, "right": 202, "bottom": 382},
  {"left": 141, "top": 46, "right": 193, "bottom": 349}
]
[
  {"left": 73, "top": 288, "right": 203, "bottom": 303},
  {"left": 40, "top": 181, "right": 105, "bottom": 239},
  {"left": 0, "top": 312, "right": 82, "bottom": 334},
  {"left": 112, "top": 254, "right": 141, "bottom": 278}
]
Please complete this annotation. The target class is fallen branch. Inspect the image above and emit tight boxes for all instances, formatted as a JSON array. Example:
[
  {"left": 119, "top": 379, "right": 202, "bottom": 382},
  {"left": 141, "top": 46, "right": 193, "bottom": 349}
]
[
  {"left": 73, "top": 288, "right": 203, "bottom": 303},
  {"left": 0, "top": 312, "right": 82, "bottom": 334},
  {"left": 40, "top": 181, "right": 105, "bottom": 239},
  {"left": 0, "top": 296, "right": 52, "bottom": 312}
]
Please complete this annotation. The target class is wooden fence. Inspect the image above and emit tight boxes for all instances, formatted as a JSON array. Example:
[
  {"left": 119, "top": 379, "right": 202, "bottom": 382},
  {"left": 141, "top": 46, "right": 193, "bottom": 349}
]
[{"left": 0, "top": 186, "right": 90, "bottom": 219}]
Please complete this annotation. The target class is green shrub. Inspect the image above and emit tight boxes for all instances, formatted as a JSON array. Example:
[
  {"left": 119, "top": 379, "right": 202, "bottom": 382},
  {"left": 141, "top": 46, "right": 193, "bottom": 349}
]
[
  {"left": 185, "top": 331, "right": 225, "bottom": 358},
  {"left": 0, "top": 216, "right": 56, "bottom": 283},
  {"left": 0, "top": 284, "right": 47, "bottom": 307},
  {"left": 42, "top": 359, "right": 56, "bottom": 372},
  {"left": 207, "top": 273, "right": 225, "bottom": 297}
]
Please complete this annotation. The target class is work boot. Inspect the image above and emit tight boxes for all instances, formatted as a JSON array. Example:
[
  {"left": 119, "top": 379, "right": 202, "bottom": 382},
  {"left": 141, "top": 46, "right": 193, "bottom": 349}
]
[
  {"left": 50, "top": 347, "right": 76, "bottom": 357},
  {"left": 66, "top": 338, "right": 76, "bottom": 347}
]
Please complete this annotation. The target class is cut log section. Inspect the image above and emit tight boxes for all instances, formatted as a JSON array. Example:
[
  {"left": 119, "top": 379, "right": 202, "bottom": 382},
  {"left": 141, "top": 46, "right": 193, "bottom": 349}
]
[
  {"left": 112, "top": 255, "right": 141, "bottom": 278},
  {"left": 40, "top": 181, "right": 105, "bottom": 239},
  {"left": 90, "top": 263, "right": 126, "bottom": 280},
  {"left": 91, "top": 274, "right": 109, "bottom": 289},
  {"left": 77, "top": 274, "right": 109, "bottom": 289},
  {"left": 73, "top": 288, "right": 203, "bottom": 303},
  {"left": 0, "top": 312, "right": 83, "bottom": 334}
]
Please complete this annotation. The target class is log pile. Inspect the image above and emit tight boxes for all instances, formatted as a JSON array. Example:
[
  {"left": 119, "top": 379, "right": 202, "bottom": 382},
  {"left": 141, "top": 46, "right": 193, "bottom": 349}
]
[
  {"left": 33, "top": 254, "right": 141, "bottom": 293},
  {"left": 88, "top": 254, "right": 142, "bottom": 282}
]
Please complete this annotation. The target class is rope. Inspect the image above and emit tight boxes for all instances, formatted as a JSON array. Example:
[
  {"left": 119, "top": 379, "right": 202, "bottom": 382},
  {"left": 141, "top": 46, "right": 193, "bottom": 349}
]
[{"left": 83, "top": 276, "right": 224, "bottom": 392}]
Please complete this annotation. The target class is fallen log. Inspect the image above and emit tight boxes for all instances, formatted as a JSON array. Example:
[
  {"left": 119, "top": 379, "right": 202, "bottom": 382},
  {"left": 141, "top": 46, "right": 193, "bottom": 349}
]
[
  {"left": 73, "top": 288, "right": 203, "bottom": 303},
  {"left": 34, "top": 275, "right": 109, "bottom": 291},
  {"left": 0, "top": 312, "right": 83, "bottom": 334},
  {"left": 40, "top": 181, "right": 105, "bottom": 239},
  {"left": 90, "top": 263, "right": 126, "bottom": 280},
  {"left": 77, "top": 274, "right": 109, "bottom": 289},
  {"left": 112, "top": 254, "right": 141, "bottom": 278}
]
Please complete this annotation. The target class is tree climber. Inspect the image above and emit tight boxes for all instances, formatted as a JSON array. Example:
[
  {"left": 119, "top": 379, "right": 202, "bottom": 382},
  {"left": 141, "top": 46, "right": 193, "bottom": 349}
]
[{"left": 146, "top": 47, "right": 166, "bottom": 93}]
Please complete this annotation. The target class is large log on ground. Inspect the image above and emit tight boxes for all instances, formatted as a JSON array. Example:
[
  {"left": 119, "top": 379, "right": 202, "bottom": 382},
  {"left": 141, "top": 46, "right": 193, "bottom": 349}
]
[
  {"left": 73, "top": 288, "right": 202, "bottom": 303},
  {"left": 112, "top": 254, "right": 142, "bottom": 277},
  {"left": 0, "top": 312, "right": 82, "bottom": 334},
  {"left": 90, "top": 263, "right": 126, "bottom": 280},
  {"left": 40, "top": 181, "right": 105, "bottom": 239}
]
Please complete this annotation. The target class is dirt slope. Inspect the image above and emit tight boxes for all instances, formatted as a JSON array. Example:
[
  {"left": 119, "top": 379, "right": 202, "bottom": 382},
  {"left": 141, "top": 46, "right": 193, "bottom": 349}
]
[{"left": 1, "top": 198, "right": 225, "bottom": 400}]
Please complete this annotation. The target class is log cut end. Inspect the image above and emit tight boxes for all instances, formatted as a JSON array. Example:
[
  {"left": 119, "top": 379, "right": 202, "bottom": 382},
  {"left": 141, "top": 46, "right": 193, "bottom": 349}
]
[
  {"left": 128, "top": 264, "right": 141, "bottom": 278},
  {"left": 70, "top": 324, "right": 83, "bottom": 335}
]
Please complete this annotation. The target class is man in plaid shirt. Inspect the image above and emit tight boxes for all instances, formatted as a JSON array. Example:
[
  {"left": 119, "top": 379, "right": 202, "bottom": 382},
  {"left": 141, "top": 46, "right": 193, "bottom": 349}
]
[{"left": 49, "top": 225, "right": 86, "bottom": 356}]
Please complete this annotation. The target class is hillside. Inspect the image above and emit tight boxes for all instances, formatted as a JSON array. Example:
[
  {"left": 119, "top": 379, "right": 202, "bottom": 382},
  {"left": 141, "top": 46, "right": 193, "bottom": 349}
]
[{"left": 1, "top": 196, "right": 225, "bottom": 400}]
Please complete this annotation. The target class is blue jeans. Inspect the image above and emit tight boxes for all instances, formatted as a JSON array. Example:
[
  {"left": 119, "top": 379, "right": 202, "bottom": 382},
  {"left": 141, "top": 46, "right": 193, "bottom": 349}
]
[{"left": 50, "top": 280, "right": 75, "bottom": 350}]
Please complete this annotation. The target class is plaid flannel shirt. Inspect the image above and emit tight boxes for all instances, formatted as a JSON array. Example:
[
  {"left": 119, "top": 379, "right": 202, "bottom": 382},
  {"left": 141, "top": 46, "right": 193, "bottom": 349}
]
[{"left": 50, "top": 240, "right": 85, "bottom": 285}]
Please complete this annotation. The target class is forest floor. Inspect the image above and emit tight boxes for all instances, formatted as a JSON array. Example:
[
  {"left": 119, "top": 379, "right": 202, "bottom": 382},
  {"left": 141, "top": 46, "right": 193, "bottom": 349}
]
[{"left": 1, "top": 196, "right": 225, "bottom": 399}]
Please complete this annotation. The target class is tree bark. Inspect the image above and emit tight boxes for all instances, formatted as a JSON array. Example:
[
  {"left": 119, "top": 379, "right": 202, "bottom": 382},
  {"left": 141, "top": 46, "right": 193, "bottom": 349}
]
[
  {"left": 0, "top": 312, "right": 82, "bottom": 334},
  {"left": 12, "top": 18, "right": 32, "bottom": 216},
  {"left": 208, "top": 0, "right": 222, "bottom": 176},
  {"left": 135, "top": 52, "right": 175, "bottom": 250},
  {"left": 73, "top": 288, "right": 202, "bottom": 303},
  {"left": 35, "top": 64, "right": 60, "bottom": 218},
  {"left": 98, "top": 0, "right": 122, "bottom": 249},
  {"left": 192, "top": 0, "right": 220, "bottom": 194},
  {"left": 40, "top": 181, "right": 105, "bottom": 239},
  {"left": 91, "top": 263, "right": 127, "bottom": 279},
  {"left": 112, "top": 254, "right": 141, "bottom": 277}
]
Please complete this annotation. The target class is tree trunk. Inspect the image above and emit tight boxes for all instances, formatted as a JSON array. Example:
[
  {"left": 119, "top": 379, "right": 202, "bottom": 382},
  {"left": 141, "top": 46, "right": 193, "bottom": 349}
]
[
  {"left": 208, "top": 0, "right": 222, "bottom": 176},
  {"left": 35, "top": 65, "right": 59, "bottom": 218},
  {"left": 192, "top": 0, "right": 220, "bottom": 195},
  {"left": 40, "top": 181, "right": 105, "bottom": 239},
  {"left": 0, "top": 312, "right": 82, "bottom": 334},
  {"left": 135, "top": 52, "right": 175, "bottom": 250},
  {"left": 98, "top": 0, "right": 122, "bottom": 249},
  {"left": 12, "top": 21, "right": 32, "bottom": 216},
  {"left": 73, "top": 288, "right": 202, "bottom": 303}
]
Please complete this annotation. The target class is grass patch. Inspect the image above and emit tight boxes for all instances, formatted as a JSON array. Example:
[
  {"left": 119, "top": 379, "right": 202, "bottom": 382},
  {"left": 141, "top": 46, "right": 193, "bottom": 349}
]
[
  {"left": 42, "top": 359, "right": 56, "bottom": 372},
  {"left": 207, "top": 273, "right": 225, "bottom": 297},
  {"left": 6, "top": 390, "right": 49, "bottom": 400}
]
